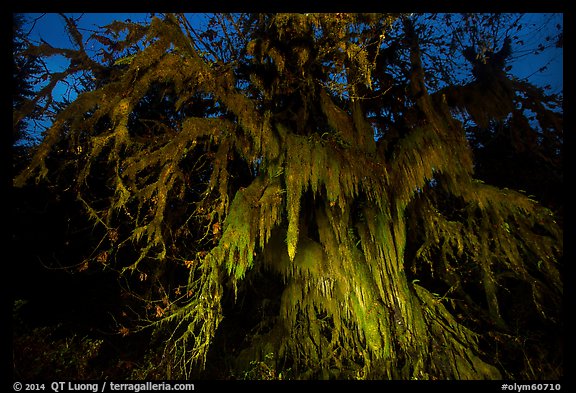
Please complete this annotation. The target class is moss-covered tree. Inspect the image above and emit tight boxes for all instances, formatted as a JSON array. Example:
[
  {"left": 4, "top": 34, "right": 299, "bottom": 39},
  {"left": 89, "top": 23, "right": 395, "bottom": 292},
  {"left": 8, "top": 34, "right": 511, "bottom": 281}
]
[{"left": 14, "top": 13, "right": 562, "bottom": 380}]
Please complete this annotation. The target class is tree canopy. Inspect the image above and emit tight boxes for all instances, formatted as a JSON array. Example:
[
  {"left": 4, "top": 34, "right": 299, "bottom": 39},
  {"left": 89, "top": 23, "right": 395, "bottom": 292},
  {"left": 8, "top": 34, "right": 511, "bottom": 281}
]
[{"left": 13, "top": 13, "right": 562, "bottom": 380}]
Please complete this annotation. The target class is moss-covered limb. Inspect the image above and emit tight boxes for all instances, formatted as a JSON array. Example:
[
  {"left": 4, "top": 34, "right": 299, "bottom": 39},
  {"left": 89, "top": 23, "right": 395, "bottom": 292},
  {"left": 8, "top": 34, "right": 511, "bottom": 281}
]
[
  {"left": 430, "top": 42, "right": 561, "bottom": 141},
  {"left": 353, "top": 207, "right": 430, "bottom": 376},
  {"left": 388, "top": 120, "right": 473, "bottom": 214},
  {"left": 403, "top": 18, "right": 433, "bottom": 112},
  {"left": 24, "top": 27, "right": 106, "bottom": 74},
  {"left": 257, "top": 177, "right": 285, "bottom": 249},
  {"left": 35, "top": 43, "right": 241, "bottom": 267},
  {"left": 14, "top": 76, "right": 120, "bottom": 188},
  {"left": 149, "top": 257, "right": 224, "bottom": 377},
  {"left": 99, "top": 18, "right": 149, "bottom": 54},
  {"left": 512, "top": 79, "right": 562, "bottom": 131},
  {"left": 151, "top": 14, "right": 272, "bottom": 157},
  {"left": 390, "top": 22, "right": 477, "bottom": 218},
  {"left": 412, "top": 283, "right": 502, "bottom": 379},
  {"left": 33, "top": 14, "right": 255, "bottom": 170},
  {"left": 438, "top": 81, "right": 514, "bottom": 130},
  {"left": 121, "top": 117, "right": 235, "bottom": 186},
  {"left": 13, "top": 14, "right": 128, "bottom": 131},
  {"left": 14, "top": 121, "right": 62, "bottom": 187},
  {"left": 319, "top": 89, "right": 355, "bottom": 146},
  {"left": 206, "top": 175, "right": 285, "bottom": 281},
  {"left": 406, "top": 180, "right": 562, "bottom": 332},
  {"left": 13, "top": 70, "right": 65, "bottom": 131},
  {"left": 87, "top": 117, "right": 225, "bottom": 268},
  {"left": 15, "top": 45, "right": 189, "bottom": 189},
  {"left": 283, "top": 126, "right": 389, "bottom": 213},
  {"left": 402, "top": 183, "right": 561, "bottom": 372},
  {"left": 311, "top": 14, "right": 397, "bottom": 96},
  {"left": 284, "top": 134, "right": 310, "bottom": 261},
  {"left": 351, "top": 100, "right": 377, "bottom": 154},
  {"left": 460, "top": 181, "right": 562, "bottom": 279}
]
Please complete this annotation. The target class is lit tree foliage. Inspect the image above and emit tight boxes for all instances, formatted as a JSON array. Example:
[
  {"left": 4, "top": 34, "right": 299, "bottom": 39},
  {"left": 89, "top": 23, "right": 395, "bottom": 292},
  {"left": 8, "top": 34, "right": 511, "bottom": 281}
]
[{"left": 14, "top": 13, "right": 562, "bottom": 379}]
